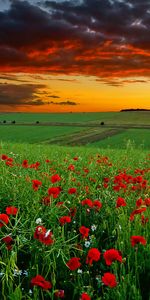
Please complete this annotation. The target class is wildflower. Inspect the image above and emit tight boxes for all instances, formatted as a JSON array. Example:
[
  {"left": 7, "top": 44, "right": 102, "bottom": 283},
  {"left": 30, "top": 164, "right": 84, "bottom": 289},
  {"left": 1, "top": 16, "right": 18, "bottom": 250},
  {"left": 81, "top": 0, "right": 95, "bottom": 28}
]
[
  {"left": 2, "top": 235, "right": 13, "bottom": 250},
  {"left": 129, "top": 207, "right": 146, "bottom": 221},
  {"left": 86, "top": 248, "right": 101, "bottom": 265},
  {"left": 66, "top": 257, "right": 81, "bottom": 271},
  {"left": 54, "top": 290, "right": 65, "bottom": 298},
  {"left": 79, "top": 226, "right": 90, "bottom": 238},
  {"left": 80, "top": 292, "right": 91, "bottom": 300},
  {"left": 68, "top": 187, "right": 77, "bottom": 194},
  {"left": 22, "top": 160, "right": 28, "bottom": 168},
  {"left": 68, "top": 164, "right": 75, "bottom": 171},
  {"left": 48, "top": 187, "right": 61, "bottom": 198},
  {"left": 116, "top": 197, "right": 127, "bottom": 208},
  {"left": 103, "top": 249, "right": 122, "bottom": 266},
  {"left": 0, "top": 214, "right": 9, "bottom": 228},
  {"left": 84, "top": 241, "right": 91, "bottom": 248},
  {"left": 31, "top": 275, "right": 52, "bottom": 290},
  {"left": 35, "top": 218, "right": 42, "bottom": 224},
  {"left": 59, "top": 216, "right": 71, "bottom": 226},
  {"left": 50, "top": 174, "right": 61, "bottom": 183},
  {"left": 102, "top": 272, "right": 117, "bottom": 288},
  {"left": 93, "top": 200, "right": 102, "bottom": 211},
  {"left": 81, "top": 199, "right": 93, "bottom": 208},
  {"left": 1, "top": 154, "right": 8, "bottom": 160},
  {"left": 32, "top": 179, "right": 42, "bottom": 191},
  {"left": 130, "top": 235, "right": 147, "bottom": 247},
  {"left": 91, "top": 224, "right": 97, "bottom": 232},
  {"left": 6, "top": 206, "right": 18, "bottom": 216}
]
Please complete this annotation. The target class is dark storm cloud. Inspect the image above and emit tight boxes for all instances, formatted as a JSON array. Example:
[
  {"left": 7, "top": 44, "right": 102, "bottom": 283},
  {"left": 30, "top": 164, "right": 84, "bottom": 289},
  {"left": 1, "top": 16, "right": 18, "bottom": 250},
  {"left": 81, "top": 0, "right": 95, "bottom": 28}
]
[
  {"left": 0, "top": 83, "right": 46, "bottom": 106},
  {"left": 48, "top": 95, "right": 60, "bottom": 98},
  {"left": 49, "top": 100, "right": 78, "bottom": 105},
  {"left": 0, "top": 0, "right": 150, "bottom": 81}
]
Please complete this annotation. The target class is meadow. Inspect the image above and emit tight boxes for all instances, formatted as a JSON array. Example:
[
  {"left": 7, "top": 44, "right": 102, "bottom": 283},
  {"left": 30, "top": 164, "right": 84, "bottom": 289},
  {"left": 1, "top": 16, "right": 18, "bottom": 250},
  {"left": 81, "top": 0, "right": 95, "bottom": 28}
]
[{"left": 0, "top": 143, "right": 150, "bottom": 300}]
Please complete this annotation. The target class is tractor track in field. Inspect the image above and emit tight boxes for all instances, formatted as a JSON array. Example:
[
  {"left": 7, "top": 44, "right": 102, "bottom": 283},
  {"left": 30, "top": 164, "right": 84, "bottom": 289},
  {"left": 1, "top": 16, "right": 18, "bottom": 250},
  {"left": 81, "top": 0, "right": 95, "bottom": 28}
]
[{"left": 45, "top": 128, "right": 124, "bottom": 146}]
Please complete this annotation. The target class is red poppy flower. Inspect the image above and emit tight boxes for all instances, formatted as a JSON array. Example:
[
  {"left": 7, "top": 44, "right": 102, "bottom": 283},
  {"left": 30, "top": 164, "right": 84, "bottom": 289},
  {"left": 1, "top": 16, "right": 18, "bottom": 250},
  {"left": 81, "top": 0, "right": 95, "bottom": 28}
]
[
  {"left": 0, "top": 214, "right": 9, "bottom": 228},
  {"left": 80, "top": 292, "right": 91, "bottom": 300},
  {"left": 34, "top": 226, "right": 47, "bottom": 240},
  {"left": 68, "top": 187, "right": 77, "bottom": 194},
  {"left": 93, "top": 200, "right": 102, "bottom": 210},
  {"left": 81, "top": 199, "right": 93, "bottom": 207},
  {"left": 79, "top": 226, "right": 90, "bottom": 238},
  {"left": 103, "top": 249, "right": 122, "bottom": 266},
  {"left": 116, "top": 197, "right": 127, "bottom": 208},
  {"left": 59, "top": 216, "right": 71, "bottom": 226},
  {"left": 32, "top": 179, "right": 42, "bottom": 191},
  {"left": 66, "top": 257, "right": 81, "bottom": 271},
  {"left": 50, "top": 174, "right": 61, "bottom": 183},
  {"left": 54, "top": 290, "right": 65, "bottom": 298},
  {"left": 68, "top": 164, "right": 75, "bottom": 171},
  {"left": 6, "top": 206, "right": 18, "bottom": 216},
  {"left": 129, "top": 207, "right": 147, "bottom": 221},
  {"left": 22, "top": 160, "right": 28, "bottom": 168},
  {"left": 1, "top": 154, "right": 8, "bottom": 160},
  {"left": 86, "top": 248, "right": 101, "bottom": 265},
  {"left": 39, "top": 230, "right": 54, "bottom": 246},
  {"left": 48, "top": 187, "right": 61, "bottom": 198},
  {"left": 2, "top": 235, "right": 13, "bottom": 250},
  {"left": 102, "top": 272, "right": 117, "bottom": 288},
  {"left": 130, "top": 235, "right": 147, "bottom": 247},
  {"left": 136, "top": 198, "right": 144, "bottom": 207},
  {"left": 31, "top": 275, "right": 52, "bottom": 290}
]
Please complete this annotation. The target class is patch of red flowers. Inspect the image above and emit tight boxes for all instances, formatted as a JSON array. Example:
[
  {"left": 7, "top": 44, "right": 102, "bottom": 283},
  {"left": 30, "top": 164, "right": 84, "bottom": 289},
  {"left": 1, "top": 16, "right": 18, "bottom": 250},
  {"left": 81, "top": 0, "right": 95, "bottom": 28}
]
[
  {"left": 68, "top": 187, "right": 77, "bottom": 194},
  {"left": 6, "top": 206, "right": 18, "bottom": 216},
  {"left": 34, "top": 226, "right": 54, "bottom": 245},
  {"left": 32, "top": 179, "right": 42, "bottom": 191},
  {"left": 48, "top": 186, "right": 61, "bottom": 198},
  {"left": 50, "top": 174, "right": 61, "bottom": 183},
  {"left": 116, "top": 197, "right": 127, "bottom": 208},
  {"left": 66, "top": 257, "right": 81, "bottom": 271},
  {"left": 59, "top": 216, "right": 71, "bottom": 226},
  {"left": 80, "top": 292, "right": 91, "bottom": 300},
  {"left": 102, "top": 272, "right": 117, "bottom": 288},
  {"left": 103, "top": 249, "right": 122, "bottom": 266},
  {"left": 130, "top": 235, "right": 147, "bottom": 247},
  {"left": 86, "top": 248, "right": 101, "bottom": 265},
  {"left": 79, "top": 226, "right": 90, "bottom": 238},
  {"left": 0, "top": 214, "right": 9, "bottom": 228},
  {"left": 31, "top": 275, "right": 52, "bottom": 290},
  {"left": 2, "top": 235, "right": 13, "bottom": 250}
]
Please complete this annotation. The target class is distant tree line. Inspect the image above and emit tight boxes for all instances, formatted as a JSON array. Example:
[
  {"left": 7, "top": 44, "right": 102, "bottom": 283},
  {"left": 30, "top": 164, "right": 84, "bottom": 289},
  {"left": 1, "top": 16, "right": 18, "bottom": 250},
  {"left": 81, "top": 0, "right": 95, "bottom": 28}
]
[{"left": 120, "top": 109, "right": 150, "bottom": 112}]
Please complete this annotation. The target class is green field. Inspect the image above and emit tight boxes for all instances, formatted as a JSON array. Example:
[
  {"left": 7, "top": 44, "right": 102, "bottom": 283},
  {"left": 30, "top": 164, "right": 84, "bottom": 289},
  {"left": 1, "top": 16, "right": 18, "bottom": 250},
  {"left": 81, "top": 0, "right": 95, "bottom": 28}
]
[
  {"left": 0, "top": 125, "right": 86, "bottom": 143},
  {"left": 0, "top": 111, "right": 150, "bottom": 125},
  {"left": 88, "top": 129, "right": 150, "bottom": 149}
]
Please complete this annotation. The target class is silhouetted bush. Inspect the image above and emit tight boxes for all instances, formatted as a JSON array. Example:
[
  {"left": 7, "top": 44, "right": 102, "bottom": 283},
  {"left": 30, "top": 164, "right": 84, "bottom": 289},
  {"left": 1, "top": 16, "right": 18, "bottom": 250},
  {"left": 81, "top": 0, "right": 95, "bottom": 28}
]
[
  {"left": 3, "top": 120, "right": 6, "bottom": 123},
  {"left": 12, "top": 120, "right": 16, "bottom": 124},
  {"left": 36, "top": 121, "right": 39, "bottom": 124},
  {"left": 100, "top": 121, "right": 105, "bottom": 125}
]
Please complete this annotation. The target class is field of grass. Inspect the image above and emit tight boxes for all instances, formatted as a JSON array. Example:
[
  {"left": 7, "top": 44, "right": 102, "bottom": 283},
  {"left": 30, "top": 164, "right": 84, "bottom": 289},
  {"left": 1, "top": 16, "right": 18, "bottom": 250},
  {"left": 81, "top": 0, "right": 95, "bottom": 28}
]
[
  {"left": 88, "top": 129, "right": 150, "bottom": 149},
  {"left": 0, "top": 111, "right": 150, "bottom": 125},
  {"left": 0, "top": 142, "right": 150, "bottom": 299},
  {"left": 0, "top": 125, "right": 87, "bottom": 143}
]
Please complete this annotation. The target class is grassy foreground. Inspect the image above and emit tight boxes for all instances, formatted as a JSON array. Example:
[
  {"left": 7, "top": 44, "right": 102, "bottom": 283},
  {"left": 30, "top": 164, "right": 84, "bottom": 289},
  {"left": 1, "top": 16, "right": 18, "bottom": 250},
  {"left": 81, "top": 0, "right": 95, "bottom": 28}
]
[{"left": 0, "top": 143, "right": 150, "bottom": 300}]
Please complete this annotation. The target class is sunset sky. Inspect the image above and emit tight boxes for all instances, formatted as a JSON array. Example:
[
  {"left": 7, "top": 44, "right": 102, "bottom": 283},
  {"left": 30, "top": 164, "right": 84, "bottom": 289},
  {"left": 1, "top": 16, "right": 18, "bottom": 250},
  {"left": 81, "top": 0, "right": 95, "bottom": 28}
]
[{"left": 0, "top": 0, "right": 150, "bottom": 112}]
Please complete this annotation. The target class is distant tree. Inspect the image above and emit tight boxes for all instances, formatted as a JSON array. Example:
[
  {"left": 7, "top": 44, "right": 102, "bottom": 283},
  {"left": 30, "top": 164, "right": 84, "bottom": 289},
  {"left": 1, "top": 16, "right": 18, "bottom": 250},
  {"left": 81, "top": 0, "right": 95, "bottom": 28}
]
[
  {"left": 12, "top": 120, "right": 16, "bottom": 124},
  {"left": 36, "top": 121, "right": 39, "bottom": 124},
  {"left": 100, "top": 121, "right": 105, "bottom": 125},
  {"left": 3, "top": 120, "right": 6, "bottom": 123}
]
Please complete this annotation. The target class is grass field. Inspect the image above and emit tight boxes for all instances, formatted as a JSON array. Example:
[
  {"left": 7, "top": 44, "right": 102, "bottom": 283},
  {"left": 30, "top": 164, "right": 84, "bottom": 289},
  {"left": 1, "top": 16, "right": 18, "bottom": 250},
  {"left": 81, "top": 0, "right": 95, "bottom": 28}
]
[
  {"left": 88, "top": 129, "right": 150, "bottom": 149},
  {"left": 0, "top": 111, "right": 150, "bottom": 125},
  {"left": 0, "top": 125, "right": 86, "bottom": 143},
  {"left": 0, "top": 142, "right": 150, "bottom": 300}
]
